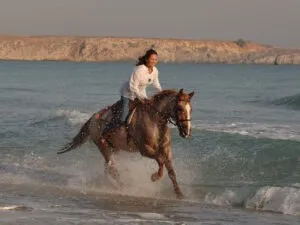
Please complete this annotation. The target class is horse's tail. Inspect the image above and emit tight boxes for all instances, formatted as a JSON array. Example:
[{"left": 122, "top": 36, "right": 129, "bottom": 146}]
[{"left": 57, "top": 117, "right": 92, "bottom": 154}]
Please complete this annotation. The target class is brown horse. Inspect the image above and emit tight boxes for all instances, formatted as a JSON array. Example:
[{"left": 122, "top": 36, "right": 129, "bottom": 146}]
[{"left": 58, "top": 89, "right": 194, "bottom": 199}]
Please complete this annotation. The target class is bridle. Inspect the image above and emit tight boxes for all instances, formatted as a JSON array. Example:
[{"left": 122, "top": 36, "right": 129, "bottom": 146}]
[
  {"left": 150, "top": 96, "right": 191, "bottom": 128},
  {"left": 173, "top": 98, "right": 192, "bottom": 129}
]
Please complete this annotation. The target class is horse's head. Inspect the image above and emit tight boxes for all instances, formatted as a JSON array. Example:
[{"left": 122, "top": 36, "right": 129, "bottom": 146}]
[
  {"left": 173, "top": 89, "right": 194, "bottom": 138},
  {"left": 151, "top": 89, "right": 194, "bottom": 138}
]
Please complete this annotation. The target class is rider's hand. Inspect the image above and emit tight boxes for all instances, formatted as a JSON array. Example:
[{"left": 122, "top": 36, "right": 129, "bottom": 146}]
[{"left": 138, "top": 98, "right": 146, "bottom": 104}]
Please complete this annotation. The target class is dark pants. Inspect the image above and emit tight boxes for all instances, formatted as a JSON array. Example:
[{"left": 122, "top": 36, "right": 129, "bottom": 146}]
[
  {"left": 102, "top": 96, "right": 131, "bottom": 135},
  {"left": 120, "top": 96, "right": 130, "bottom": 122}
]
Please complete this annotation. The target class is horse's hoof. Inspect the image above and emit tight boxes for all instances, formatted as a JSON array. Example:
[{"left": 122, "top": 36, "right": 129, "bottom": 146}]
[
  {"left": 176, "top": 192, "right": 184, "bottom": 200},
  {"left": 118, "top": 181, "right": 125, "bottom": 190},
  {"left": 151, "top": 172, "right": 160, "bottom": 182}
]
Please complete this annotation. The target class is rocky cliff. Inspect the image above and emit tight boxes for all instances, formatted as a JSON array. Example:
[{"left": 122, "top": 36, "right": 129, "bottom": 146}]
[{"left": 1, "top": 35, "right": 300, "bottom": 64}]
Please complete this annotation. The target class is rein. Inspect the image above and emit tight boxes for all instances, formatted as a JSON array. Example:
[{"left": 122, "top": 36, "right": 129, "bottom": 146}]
[{"left": 147, "top": 99, "right": 191, "bottom": 127}]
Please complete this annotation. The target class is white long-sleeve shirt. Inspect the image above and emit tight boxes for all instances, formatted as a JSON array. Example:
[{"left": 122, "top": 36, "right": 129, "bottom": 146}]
[{"left": 120, "top": 64, "right": 162, "bottom": 100}]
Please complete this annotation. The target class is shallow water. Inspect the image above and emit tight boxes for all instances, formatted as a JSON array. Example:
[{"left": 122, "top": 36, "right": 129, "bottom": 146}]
[{"left": 1, "top": 61, "right": 300, "bottom": 224}]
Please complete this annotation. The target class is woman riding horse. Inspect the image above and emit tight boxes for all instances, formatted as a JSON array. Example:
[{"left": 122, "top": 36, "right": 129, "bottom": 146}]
[
  {"left": 101, "top": 49, "right": 162, "bottom": 139},
  {"left": 58, "top": 49, "right": 194, "bottom": 199}
]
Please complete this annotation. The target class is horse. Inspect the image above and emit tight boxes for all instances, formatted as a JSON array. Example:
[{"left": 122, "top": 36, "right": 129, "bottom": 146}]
[{"left": 57, "top": 89, "right": 194, "bottom": 199}]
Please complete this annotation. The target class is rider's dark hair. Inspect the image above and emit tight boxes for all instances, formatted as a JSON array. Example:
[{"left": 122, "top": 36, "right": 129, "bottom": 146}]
[{"left": 136, "top": 49, "right": 158, "bottom": 66}]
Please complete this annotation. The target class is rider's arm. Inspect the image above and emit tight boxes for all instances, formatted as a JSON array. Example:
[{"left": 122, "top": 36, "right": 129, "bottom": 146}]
[{"left": 152, "top": 71, "right": 162, "bottom": 93}]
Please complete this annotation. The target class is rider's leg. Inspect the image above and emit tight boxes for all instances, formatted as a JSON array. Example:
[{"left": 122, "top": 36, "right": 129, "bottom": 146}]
[
  {"left": 102, "top": 96, "right": 130, "bottom": 137},
  {"left": 120, "top": 96, "right": 130, "bottom": 125}
]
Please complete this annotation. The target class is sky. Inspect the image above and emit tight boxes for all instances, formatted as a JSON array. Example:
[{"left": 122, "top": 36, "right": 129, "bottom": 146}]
[{"left": 0, "top": 0, "right": 299, "bottom": 48}]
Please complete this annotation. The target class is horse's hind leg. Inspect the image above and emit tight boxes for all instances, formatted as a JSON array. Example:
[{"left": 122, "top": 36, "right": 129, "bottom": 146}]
[
  {"left": 164, "top": 155, "right": 184, "bottom": 199},
  {"left": 151, "top": 156, "right": 164, "bottom": 182},
  {"left": 93, "top": 139, "right": 122, "bottom": 186}
]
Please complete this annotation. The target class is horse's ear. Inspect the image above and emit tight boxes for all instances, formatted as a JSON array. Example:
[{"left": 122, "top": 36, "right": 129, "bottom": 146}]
[
  {"left": 179, "top": 88, "right": 184, "bottom": 94},
  {"left": 189, "top": 91, "right": 194, "bottom": 99}
]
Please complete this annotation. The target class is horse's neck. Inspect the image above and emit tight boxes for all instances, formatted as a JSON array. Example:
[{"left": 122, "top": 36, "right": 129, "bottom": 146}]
[
  {"left": 153, "top": 96, "right": 175, "bottom": 119},
  {"left": 133, "top": 95, "right": 175, "bottom": 125}
]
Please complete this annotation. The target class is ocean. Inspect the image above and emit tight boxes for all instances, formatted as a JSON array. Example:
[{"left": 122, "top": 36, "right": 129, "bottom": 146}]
[{"left": 0, "top": 60, "right": 299, "bottom": 224}]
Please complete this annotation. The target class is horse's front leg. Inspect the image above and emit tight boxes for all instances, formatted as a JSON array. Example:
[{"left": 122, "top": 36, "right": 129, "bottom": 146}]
[
  {"left": 93, "top": 139, "right": 122, "bottom": 186},
  {"left": 139, "top": 144, "right": 164, "bottom": 182},
  {"left": 151, "top": 156, "right": 164, "bottom": 182},
  {"left": 164, "top": 151, "right": 184, "bottom": 199}
]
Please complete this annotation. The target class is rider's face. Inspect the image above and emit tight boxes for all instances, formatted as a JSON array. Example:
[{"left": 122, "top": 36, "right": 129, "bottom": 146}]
[{"left": 146, "top": 54, "right": 158, "bottom": 68}]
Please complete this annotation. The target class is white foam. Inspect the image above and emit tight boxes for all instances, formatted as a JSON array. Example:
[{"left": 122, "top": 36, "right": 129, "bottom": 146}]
[
  {"left": 202, "top": 186, "right": 300, "bottom": 216},
  {"left": 55, "top": 108, "right": 300, "bottom": 141},
  {"left": 0, "top": 205, "right": 32, "bottom": 211},
  {"left": 292, "top": 183, "right": 300, "bottom": 188},
  {"left": 54, "top": 149, "right": 199, "bottom": 201},
  {"left": 193, "top": 121, "right": 300, "bottom": 141},
  {"left": 204, "top": 189, "right": 238, "bottom": 206},
  {"left": 56, "top": 109, "right": 91, "bottom": 125},
  {"left": 135, "top": 212, "right": 165, "bottom": 219},
  {"left": 0, "top": 206, "right": 19, "bottom": 210},
  {"left": 245, "top": 186, "right": 300, "bottom": 216}
]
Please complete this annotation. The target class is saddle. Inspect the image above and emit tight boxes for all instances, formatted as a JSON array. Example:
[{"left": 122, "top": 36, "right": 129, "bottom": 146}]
[
  {"left": 98, "top": 98, "right": 142, "bottom": 147},
  {"left": 94, "top": 98, "right": 145, "bottom": 137},
  {"left": 109, "top": 98, "right": 137, "bottom": 126}
]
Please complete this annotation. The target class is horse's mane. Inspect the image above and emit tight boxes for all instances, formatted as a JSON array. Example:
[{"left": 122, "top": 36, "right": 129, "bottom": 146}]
[{"left": 150, "top": 89, "right": 178, "bottom": 104}]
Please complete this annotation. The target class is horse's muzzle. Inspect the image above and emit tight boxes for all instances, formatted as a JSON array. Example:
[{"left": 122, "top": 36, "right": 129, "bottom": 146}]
[{"left": 179, "top": 129, "right": 191, "bottom": 139}]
